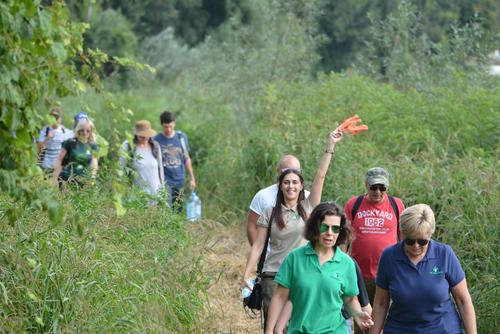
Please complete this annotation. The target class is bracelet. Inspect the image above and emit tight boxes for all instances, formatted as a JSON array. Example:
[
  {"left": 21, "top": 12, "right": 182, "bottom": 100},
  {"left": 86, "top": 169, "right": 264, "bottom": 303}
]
[{"left": 325, "top": 149, "right": 334, "bottom": 154}]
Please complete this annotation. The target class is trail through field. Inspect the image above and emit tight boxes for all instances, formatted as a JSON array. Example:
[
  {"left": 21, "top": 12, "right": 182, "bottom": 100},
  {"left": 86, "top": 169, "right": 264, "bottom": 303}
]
[{"left": 193, "top": 220, "right": 262, "bottom": 333}]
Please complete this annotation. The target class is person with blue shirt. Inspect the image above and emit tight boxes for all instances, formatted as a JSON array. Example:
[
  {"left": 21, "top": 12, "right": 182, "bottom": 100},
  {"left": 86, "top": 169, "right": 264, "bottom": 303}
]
[
  {"left": 265, "top": 202, "right": 373, "bottom": 334},
  {"left": 370, "top": 204, "right": 477, "bottom": 334},
  {"left": 154, "top": 111, "right": 196, "bottom": 212}
]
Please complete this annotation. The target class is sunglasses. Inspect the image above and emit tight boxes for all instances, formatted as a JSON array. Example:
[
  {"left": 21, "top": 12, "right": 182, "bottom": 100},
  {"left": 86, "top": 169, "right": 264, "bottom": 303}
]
[
  {"left": 280, "top": 167, "right": 302, "bottom": 174},
  {"left": 78, "top": 129, "right": 91, "bottom": 134},
  {"left": 319, "top": 223, "right": 341, "bottom": 234},
  {"left": 404, "top": 238, "right": 430, "bottom": 246},
  {"left": 369, "top": 184, "right": 387, "bottom": 192}
]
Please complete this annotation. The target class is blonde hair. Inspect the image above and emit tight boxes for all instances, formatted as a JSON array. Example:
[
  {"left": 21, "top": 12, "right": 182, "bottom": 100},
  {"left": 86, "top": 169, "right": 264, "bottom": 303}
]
[
  {"left": 400, "top": 204, "right": 436, "bottom": 239},
  {"left": 74, "top": 118, "right": 96, "bottom": 143}
]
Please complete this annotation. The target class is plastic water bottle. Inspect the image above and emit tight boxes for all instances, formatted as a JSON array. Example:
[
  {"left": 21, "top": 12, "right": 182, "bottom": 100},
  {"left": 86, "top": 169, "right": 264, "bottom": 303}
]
[
  {"left": 186, "top": 191, "right": 201, "bottom": 221},
  {"left": 242, "top": 279, "right": 255, "bottom": 299}
]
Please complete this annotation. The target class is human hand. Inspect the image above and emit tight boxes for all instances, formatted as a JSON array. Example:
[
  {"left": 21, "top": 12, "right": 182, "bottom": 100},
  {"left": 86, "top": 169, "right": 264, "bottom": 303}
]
[
  {"left": 326, "top": 128, "right": 343, "bottom": 151},
  {"left": 354, "top": 311, "right": 374, "bottom": 330},
  {"left": 189, "top": 179, "right": 196, "bottom": 191}
]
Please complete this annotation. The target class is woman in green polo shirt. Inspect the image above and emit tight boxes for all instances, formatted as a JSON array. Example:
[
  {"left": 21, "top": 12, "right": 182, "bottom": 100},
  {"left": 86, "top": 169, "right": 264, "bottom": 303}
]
[
  {"left": 53, "top": 118, "right": 99, "bottom": 187},
  {"left": 265, "top": 202, "right": 374, "bottom": 334}
]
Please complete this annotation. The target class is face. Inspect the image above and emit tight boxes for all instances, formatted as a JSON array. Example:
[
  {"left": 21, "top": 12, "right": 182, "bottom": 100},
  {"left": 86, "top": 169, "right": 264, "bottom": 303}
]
[
  {"left": 280, "top": 172, "right": 303, "bottom": 202},
  {"left": 318, "top": 215, "right": 341, "bottom": 249},
  {"left": 403, "top": 232, "right": 431, "bottom": 258},
  {"left": 77, "top": 126, "right": 91, "bottom": 140},
  {"left": 366, "top": 182, "right": 387, "bottom": 204},
  {"left": 162, "top": 121, "right": 175, "bottom": 137},
  {"left": 137, "top": 135, "right": 149, "bottom": 144}
]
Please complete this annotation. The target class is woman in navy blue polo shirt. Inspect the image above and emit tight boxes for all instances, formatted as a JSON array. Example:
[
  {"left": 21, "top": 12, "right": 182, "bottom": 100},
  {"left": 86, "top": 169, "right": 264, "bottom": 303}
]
[{"left": 370, "top": 204, "right": 477, "bottom": 334}]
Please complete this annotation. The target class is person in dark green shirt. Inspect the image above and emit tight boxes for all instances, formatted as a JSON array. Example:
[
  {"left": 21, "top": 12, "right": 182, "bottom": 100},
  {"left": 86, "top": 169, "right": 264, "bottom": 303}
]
[
  {"left": 53, "top": 118, "right": 99, "bottom": 187},
  {"left": 265, "top": 202, "right": 374, "bottom": 334}
]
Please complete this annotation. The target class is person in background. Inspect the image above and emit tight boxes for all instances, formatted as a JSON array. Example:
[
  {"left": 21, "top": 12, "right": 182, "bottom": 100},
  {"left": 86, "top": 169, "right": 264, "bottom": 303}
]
[
  {"left": 154, "top": 111, "right": 195, "bottom": 212},
  {"left": 265, "top": 202, "right": 373, "bottom": 334},
  {"left": 370, "top": 204, "right": 476, "bottom": 334},
  {"left": 36, "top": 107, "right": 73, "bottom": 173},
  {"left": 344, "top": 167, "right": 405, "bottom": 333},
  {"left": 120, "top": 120, "right": 164, "bottom": 197},
  {"left": 52, "top": 118, "right": 99, "bottom": 187},
  {"left": 246, "top": 155, "right": 310, "bottom": 246},
  {"left": 73, "top": 112, "right": 108, "bottom": 160},
  {"left": 242, "top": 128, "right": 343, "bottom": 328}
]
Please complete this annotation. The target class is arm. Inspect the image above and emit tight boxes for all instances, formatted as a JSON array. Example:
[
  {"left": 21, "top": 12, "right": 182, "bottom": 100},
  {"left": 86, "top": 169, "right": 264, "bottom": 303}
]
[
  {"left": 246, "top": 210, "right": 260, "bottom": 245},
  {"left": 344, "top": 296, "right": 373, "bottom": 331},
  {"left": 185, "top": 156, "right": 196, "bottom": 191},
  {"left": 451, "top": 279, "right": 476, "bottom": 334},
  {"left": 308, "top": 129, "right": 343, "bottom": 206},
  {"left": 369, "top": 286, "right": 390, "bottom": 334},
  {"left": 274, "top": 300, "right": 293, "bottom": 334},
  {"left": 241, "top": 225, "right": 268, "bottom": 286},
  {"left": 90, "top": 156, "right": 98, "bottom": 178},
  {"left": 52, "top": 148, "right": 66, "bottom": 186},
  {"left": 264, "top": 285, "right": 290, "bottom": 334}
]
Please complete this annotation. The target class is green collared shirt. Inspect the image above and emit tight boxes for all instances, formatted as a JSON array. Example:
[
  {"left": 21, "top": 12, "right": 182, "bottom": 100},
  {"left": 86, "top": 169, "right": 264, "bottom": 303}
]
[{"left": 275, "top": 242, "right": 358, "bottom": 333}]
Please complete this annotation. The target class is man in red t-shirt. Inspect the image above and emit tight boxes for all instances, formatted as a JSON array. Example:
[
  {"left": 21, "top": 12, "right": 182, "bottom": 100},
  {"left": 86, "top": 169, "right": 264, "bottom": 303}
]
[{"left": 344, "top": 167, "right": 405, "bottom": 308}]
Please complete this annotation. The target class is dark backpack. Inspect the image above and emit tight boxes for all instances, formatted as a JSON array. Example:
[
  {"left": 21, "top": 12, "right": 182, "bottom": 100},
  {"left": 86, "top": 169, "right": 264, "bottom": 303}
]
[{"left": 351, "top": 194, "right": 401, "bottom": 240}]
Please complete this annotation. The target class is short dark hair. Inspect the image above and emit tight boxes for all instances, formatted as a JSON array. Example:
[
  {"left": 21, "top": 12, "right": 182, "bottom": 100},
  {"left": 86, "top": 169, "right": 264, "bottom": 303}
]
[
  {"left": 304, "top": 202, "right": 352, "bottom": 247},
  {"left": 160, "top": 111, "right": 175, "bottom": 124}
]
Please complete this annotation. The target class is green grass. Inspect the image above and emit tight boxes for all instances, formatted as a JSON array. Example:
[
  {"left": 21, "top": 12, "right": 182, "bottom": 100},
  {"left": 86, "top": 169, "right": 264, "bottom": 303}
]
[{"left": 0, "top": 185, "right": 208, "bottom": 333}]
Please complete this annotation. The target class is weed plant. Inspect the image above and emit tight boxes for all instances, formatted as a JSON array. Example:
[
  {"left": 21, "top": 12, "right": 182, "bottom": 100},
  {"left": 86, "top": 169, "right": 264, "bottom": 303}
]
[{"left": 0, "top": 183, "right": 208, "bottom": 333}]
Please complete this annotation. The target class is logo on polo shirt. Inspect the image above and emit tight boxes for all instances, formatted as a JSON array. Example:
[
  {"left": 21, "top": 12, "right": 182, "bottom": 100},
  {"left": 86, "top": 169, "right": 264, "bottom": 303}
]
[{"left": 429, "top": 266, "right": 443, "bottom": 275}]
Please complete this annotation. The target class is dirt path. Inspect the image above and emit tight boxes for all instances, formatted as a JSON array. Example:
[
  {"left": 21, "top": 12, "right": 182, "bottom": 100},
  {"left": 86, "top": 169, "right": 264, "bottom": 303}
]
[{"left": 192, "top": 219, "right": 262, "bottom": 333}]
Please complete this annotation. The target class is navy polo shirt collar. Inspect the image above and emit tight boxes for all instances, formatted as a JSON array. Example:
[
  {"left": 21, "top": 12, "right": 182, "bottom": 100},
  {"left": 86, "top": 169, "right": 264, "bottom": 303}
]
[
  {"left": 395, "top": 239, "right": 437, "bottom": 263},
  {"left": 304, "top": 242, "right": 341, "bottom": 263}
]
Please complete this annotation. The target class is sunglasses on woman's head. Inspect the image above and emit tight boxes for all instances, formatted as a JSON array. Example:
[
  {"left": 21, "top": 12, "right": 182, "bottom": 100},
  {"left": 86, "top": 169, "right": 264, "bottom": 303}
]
[
  {"left": 280, "top": 167, "right": 302, "bottom": 174},
  {"left": 369, "top": 184, "right": 387, "bottom": 192},
  {"left": 319, "top": 223, "right": 341, "bottom": 234},
  {"left": 404, "top": 238, "right": 430, "bottom": 246}
]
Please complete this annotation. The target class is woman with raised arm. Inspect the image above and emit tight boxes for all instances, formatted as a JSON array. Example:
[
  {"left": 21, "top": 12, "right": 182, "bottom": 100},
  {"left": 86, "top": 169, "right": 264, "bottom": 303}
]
[{"left": 241, "top": 128, "right": 343, "bottom": 328}]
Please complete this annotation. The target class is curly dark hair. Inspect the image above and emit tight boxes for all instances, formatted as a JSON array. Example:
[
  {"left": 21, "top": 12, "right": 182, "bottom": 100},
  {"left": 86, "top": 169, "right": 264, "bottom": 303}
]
[
  {"left": 270, "top": 169, "right": 307, "bottom": 230},
  {"left": 304, "top": 202, "right": 352, "bottom": 247}
]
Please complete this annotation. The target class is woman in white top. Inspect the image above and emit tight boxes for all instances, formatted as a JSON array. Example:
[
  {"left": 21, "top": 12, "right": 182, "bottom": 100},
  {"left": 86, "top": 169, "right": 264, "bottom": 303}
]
[
  {"left": 121, "top": 120, "right": 164, "bottom": 196},
  {"left": 242, "top": 127, "right": 343, "bottom": 328}
]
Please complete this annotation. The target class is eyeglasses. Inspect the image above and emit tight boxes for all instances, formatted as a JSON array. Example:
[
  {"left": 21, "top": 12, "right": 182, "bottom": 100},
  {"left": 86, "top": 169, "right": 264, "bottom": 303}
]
[
  {"left": 319, "top": 223, "right": 341, "bottom": 234},
  {"left": 369, "top": 184, "right": 387, "bottom": 192},
  {"left": 78, "top": 129, "right": 91, "bottom": 134},
  {"left": 404, "top": 238, "right": 430, "bottom": 246},
  {"left": 280, "top": 168, "right": 302, "bottom": 174}
]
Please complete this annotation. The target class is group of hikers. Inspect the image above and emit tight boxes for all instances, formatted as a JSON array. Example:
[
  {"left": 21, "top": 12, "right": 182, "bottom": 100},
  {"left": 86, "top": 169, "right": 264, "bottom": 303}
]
[
  {"left": 241, "top": 123, "right": 477, "bottom": 333},
  {"left": 37, "top": 109, "right": 477, "bottom": 333},
  {"left": 36, "top": 108, "right": 195, "bottom": 210}
]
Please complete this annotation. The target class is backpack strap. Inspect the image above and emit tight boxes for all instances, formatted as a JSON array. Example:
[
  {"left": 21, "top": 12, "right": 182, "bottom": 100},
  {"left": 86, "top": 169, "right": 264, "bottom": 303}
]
[
  {"left": 351, "top": 195, "right": 365, "bottom": 221},
  {"left": 256, "top": 220, "right": 272, "bottom": 276},
  {"left": 387, "top": 195, "right": 401, "bottom": 240},
  {"left": 176, "top": 131, "right": 189, "bottom": 159},
  {"left": 45, "top": 126, "right": 50, "bottom": 137}
]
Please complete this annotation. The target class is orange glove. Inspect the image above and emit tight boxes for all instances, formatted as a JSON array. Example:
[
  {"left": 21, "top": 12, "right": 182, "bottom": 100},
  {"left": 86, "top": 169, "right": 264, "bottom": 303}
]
[{"left": 338, "top": 114, "right": 368, "bottom": 135}]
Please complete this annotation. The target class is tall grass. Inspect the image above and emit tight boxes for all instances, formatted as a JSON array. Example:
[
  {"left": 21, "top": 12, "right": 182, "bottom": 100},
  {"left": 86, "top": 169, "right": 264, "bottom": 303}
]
[{"left": 0, "top": 184, "right": 208, "bottom": 332}]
